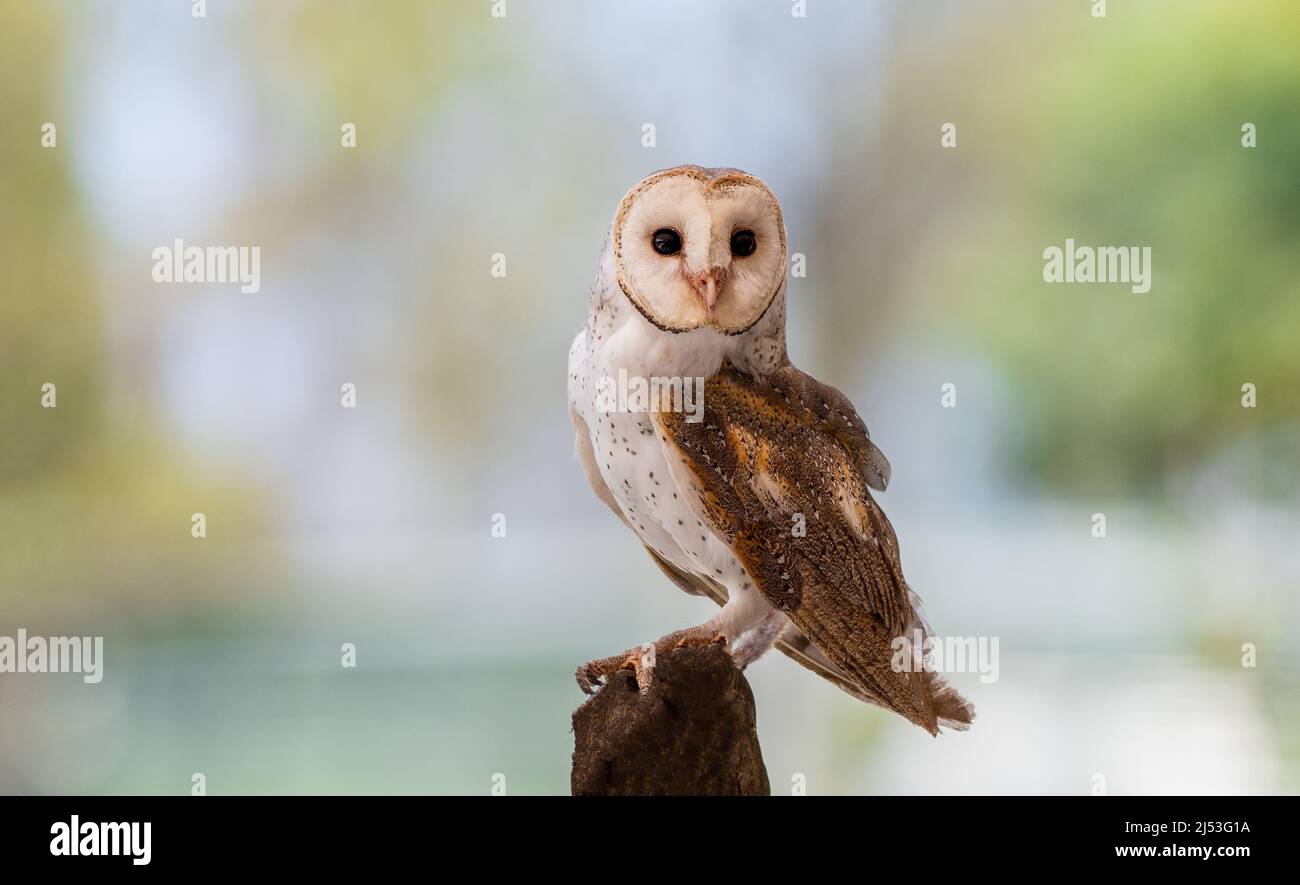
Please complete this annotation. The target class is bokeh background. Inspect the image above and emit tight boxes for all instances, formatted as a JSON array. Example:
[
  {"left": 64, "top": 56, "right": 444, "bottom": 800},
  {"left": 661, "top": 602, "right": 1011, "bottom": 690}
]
[{"left": 2, "top": 0, "right": 1297, "bottom": 795}]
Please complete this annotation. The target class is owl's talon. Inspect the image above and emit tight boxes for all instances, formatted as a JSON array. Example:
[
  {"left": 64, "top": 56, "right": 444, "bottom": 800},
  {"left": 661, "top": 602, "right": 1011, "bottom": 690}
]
[
  {"left": 575, "top": 664, "right": 599, "bottom": 695},
  {"left": 575, "top": 626, "right": 723, "bottom": 697},
  {"left": 632, "top": 643, "right": 656, "bottom": 694},
  {"left": 575, "top": 648, "right": 642, "bottom": 695},
  {"left": 673, "top": 631, "right": 726, "bottom": 650}
]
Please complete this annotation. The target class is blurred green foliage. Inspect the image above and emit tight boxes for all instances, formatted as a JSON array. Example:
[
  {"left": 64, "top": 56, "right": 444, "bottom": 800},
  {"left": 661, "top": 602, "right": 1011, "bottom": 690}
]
[
  {"left": 0, "top": 2, "right": 272, "bottom": 622},
  {"left": 0, "top": 2, "right": 102, "bottom": 481},
  {"left": 827, "top": 0, "right": 1299, "bottom": 497},
  {"left": 0, "top": 1, "right": 493, "bottom": 621}
]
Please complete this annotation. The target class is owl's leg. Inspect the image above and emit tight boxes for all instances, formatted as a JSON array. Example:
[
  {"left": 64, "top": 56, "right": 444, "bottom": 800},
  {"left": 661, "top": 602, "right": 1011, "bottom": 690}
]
[
  {"left": 575, "top": 623, "right": 726, "bottom": 695},
  {"left": 729, "top": 609, "right": 787, "bottom": 669}
]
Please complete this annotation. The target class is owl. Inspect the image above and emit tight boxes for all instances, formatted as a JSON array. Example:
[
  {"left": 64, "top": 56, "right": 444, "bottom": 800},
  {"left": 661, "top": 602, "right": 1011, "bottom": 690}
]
[{"left": 568, "top": 165, "right": 973, "bottom": 734}]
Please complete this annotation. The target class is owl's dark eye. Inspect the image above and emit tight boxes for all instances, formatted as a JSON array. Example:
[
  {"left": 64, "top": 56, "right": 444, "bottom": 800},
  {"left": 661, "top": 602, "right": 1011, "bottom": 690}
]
[
  {"left": 730, "top": 229, "right": 757, "bottom": 257},
  {"left": 651, "top": 228, "right": 681, "bottom": 255}
]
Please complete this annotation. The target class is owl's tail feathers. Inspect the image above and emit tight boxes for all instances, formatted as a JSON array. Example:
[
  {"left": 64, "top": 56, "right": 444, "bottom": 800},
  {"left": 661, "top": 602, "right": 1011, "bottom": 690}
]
[
  {"left": 779, "top": 616, "right": 974, "bottom": 736},
  {"left": 902, "top": 585, "right": 973, "bottom": 730},
  {"left": 774, "top": 626, "right": 881, "bottom": 707},
  {"left": 776, "top": 622, "right": 975, "bottom": 735},
  {"left": 925, "top": 670, "right": 975, "bottom": 732}
]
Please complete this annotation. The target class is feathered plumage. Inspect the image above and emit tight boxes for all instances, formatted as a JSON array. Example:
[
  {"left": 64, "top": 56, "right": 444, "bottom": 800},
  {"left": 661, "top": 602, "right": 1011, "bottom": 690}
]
[{"left": 568, "top": 166, "right": 972, "bottom": 734}]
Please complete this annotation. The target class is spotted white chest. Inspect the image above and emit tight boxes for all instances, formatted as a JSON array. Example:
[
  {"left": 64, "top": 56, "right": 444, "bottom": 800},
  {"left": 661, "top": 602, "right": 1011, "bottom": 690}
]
[{"left": 568, "top": 324, "right": 751, "bottom": 594}]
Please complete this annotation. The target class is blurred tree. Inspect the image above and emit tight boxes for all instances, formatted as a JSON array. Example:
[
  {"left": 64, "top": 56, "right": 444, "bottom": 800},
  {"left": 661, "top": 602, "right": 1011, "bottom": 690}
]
[
  {"left": 0, "top": 1, "right": 103, "bottom": 481},
  {"left": 822, "top": 0, "right": 1300, "bottom": 498},
  {"left": 0, "top": 2, "right": 273, "bottom": 622}
]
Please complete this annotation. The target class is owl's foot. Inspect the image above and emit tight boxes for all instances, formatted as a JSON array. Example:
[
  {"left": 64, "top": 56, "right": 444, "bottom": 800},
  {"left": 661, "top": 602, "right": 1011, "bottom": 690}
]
[
  {"left": 575, "top": 625, "right": 727, "bottom": 695},
  {"left": 575, "top": 645, "right": 653, "bottom": 696}
]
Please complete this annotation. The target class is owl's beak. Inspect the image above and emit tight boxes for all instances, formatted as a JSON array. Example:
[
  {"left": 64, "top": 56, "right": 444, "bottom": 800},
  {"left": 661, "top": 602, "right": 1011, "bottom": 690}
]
[{"left": 689, "top": 267, "right": 726, "bottom": 313}]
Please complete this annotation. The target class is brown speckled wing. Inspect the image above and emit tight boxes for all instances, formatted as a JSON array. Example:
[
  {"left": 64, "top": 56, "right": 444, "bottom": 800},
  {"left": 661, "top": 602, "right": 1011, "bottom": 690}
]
[
  {"left": 762, "top": 364, "right": 892, "bottom": 491},
  {"left": 657, "top": 363, "right": 973, "bottom": 734}
]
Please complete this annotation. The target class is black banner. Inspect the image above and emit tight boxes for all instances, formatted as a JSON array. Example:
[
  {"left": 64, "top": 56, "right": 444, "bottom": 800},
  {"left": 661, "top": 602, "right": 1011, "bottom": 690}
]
[{"left": 2, "top": 796, "right": 1283, "bottom": 870}]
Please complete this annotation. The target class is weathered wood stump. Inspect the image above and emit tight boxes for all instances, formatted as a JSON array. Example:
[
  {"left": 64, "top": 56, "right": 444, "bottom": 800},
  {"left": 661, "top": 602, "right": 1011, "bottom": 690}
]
[{"left": 571, "top": 643, "right": 770, "bottom": 796}]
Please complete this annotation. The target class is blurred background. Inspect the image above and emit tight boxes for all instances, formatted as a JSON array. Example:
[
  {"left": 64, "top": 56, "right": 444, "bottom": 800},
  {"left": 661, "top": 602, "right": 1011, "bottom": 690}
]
[{"left": 1, "top": 0, "right": 1297, "bottom": 795}]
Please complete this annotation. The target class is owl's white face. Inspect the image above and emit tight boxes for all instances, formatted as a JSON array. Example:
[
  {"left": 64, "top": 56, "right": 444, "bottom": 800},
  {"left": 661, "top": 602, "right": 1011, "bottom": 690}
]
[{"left": 612, "top": 166, "right": 787, "bottom": 336}]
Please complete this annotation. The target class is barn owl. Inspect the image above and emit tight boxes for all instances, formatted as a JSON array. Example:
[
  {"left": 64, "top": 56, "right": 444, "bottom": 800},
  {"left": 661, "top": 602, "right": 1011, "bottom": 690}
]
[{"left": 567, "top": 165, "right": 973, "bottom": 734}]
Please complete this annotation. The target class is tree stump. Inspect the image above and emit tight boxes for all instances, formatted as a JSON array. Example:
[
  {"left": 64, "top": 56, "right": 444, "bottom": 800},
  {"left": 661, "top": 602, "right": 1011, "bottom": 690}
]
[{"left": 571, "top": 643, "right": 770, "bottom": 796}]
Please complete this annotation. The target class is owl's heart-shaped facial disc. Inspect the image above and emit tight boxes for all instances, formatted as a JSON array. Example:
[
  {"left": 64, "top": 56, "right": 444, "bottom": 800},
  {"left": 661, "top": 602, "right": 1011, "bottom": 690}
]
[{"left": 612, "top": 166, "right": 787, "bottom": 336}]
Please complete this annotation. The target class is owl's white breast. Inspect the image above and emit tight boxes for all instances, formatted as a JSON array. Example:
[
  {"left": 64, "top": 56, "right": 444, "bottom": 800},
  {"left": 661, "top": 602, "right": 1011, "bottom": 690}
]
[{"left": 568, "top": 308, "right": 747, "bottom": 592}]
